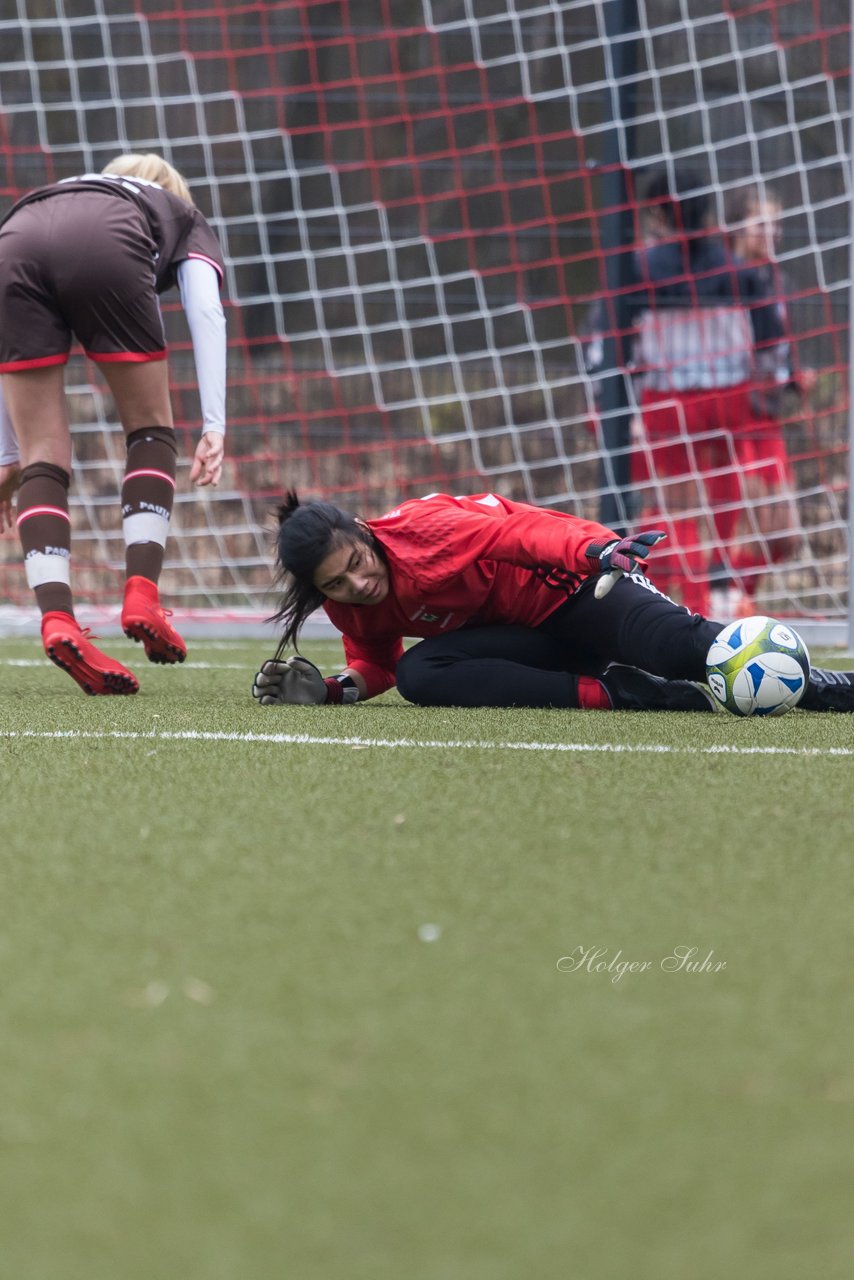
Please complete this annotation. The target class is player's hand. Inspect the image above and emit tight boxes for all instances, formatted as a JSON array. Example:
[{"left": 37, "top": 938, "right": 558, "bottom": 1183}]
[
  {"left": 252, "top": 655, "right": 329, "bottom": 705},
  {"left": 190, "top": 431, "right": 224, "bottom": 487},
  {"left": 586, "top": 530, "right": 666, "bottom": 599},
  {"left": 795, "top": 367, "right": 818, "bottom": 398},
  {"left": 0, "top": 462, "right": 21, "bottom": 533}
]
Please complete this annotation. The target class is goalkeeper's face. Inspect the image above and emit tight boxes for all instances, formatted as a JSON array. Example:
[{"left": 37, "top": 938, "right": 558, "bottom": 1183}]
[{"left": 312, "top": 534, "right": 390, "bottom": 606}]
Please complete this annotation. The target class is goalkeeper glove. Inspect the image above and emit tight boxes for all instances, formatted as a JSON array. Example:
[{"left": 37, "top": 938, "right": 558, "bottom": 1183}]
[
  {"left": 586, "top": 529, "right": 666, "bottom": 577},
  {"left": 252, "top": 656, "right": 328, "bottom": 705},
  {"left": 252, "top": 656, "right": 359, "bottom": 705},
  {"left": 586, "top": 529, "right": 667, "bottom": 599}
]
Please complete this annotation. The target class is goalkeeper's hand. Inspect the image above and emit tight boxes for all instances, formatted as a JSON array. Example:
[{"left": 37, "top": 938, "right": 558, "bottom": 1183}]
[
  {"left": 252, "top": 655, "right": 328, "bottom": 705},
  {"left": 586, "top": 530, "right": 666, "bottom": 599}
]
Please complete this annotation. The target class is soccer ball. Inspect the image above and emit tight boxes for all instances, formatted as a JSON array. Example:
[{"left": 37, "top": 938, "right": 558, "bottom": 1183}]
[{"left": 705, "top": 616, "right": 810, "bottom": 717}]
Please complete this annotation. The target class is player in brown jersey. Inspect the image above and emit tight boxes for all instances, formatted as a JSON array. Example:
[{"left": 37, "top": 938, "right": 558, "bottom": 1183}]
[{"left": 0, "top": 153, "right": 226, "bottom": 694}]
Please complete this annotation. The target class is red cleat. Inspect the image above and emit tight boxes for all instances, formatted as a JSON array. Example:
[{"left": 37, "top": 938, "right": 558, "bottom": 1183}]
[
  {"left": 41, "top": 611, "right": 139, "bottom": 696},
  {"left": 122, "top": 576, "right": 187, "bottom": 664}
]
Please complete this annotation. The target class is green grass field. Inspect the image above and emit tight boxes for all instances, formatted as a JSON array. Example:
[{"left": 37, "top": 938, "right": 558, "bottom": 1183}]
[{"left": 1, "top": 634, "right": 852, "bottom": 1279}]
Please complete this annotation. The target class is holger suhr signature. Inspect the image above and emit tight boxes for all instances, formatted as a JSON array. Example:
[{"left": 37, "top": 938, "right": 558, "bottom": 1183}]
[{"left": 557, "top": 945, "right": 727, "bottom": 984}]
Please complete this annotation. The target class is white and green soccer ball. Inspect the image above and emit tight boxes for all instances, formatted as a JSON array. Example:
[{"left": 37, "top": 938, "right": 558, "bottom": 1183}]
[{"left": 706, "top": 616, "right": 810, "bottom": 717}]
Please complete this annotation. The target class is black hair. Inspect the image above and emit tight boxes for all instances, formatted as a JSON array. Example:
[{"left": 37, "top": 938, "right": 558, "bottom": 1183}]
[
  {"left": 269, "top": 491, "right": 379, "bottom": 655},
  {"left": 643, "top": 167, "right": 712, "bottom": 241}
]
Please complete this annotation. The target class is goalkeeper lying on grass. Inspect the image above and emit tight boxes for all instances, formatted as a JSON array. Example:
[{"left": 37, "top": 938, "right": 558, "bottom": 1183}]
[{"left": 252, "top": 490, "right": 854, "bottom": 713}]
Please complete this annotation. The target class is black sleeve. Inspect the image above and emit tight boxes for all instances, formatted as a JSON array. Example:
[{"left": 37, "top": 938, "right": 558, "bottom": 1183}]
[{"left": 737, "top": 264, "right": 785, "bottom": 351}]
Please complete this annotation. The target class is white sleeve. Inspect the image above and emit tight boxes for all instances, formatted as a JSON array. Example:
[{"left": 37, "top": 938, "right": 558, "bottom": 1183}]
[
  {"left": 0, "top": 382, "right": 20, "bottom": 465},
  {"left": 176, "top": 257, "right": 227, "bottom": 437}
]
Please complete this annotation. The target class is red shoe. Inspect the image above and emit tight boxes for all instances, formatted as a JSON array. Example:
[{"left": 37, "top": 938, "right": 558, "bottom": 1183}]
[
  {"left": 41, "top": 612, "right": 139, "bottom": 696},
  {"left": 122, "top": 576, "right": 187, "bottom": 664}
]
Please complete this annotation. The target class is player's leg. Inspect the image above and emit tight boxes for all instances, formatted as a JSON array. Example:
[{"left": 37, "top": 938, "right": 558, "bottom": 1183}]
[
  {"left": 542, "top": 574, "right": 720, "bottom": 682},
  {"left": 55, "top": 193, "right": 186, "bottom": 665},
  {"left": 639, "top": 391, "right": 711, "bottom": 615},
  {"left": 1, "top": 367, "right": 138, "bottom": 694},
  {"left": 395, "top": 626, "right": 612, "bottom": 708},
  {"left": 96, "top": 349, "right": 186, "bottom": 663},
  {"left": 705, "top": 439, "right": 748, "bottom": 615},
  {"left": 757, "top": 440, "right": 799, "bottom": 566},
  {"left": 800, "top": 669, "right": 854, "bottom": 712},
  {"left": 394, "top": 624, "right": 713, "bottom": 711},
  {"left": 731, "top": 419, "right": 799, "bottom": 603},
  {"left": 702, "top": 384, "right": 752, "bottom": 599},
  {"left": 396, "top": 626, "right": 581, "bottom": 707},
  {"left": 546, "top": 574, "right": 854, "bottom": 712},
  {"left": 4, "top": 366, "right": 75, "bottom": 620}
]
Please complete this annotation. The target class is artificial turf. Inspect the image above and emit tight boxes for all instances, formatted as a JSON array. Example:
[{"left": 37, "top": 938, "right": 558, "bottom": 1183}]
[{"left": 0, "top": 635, "right": 852, "bottom": 1279}]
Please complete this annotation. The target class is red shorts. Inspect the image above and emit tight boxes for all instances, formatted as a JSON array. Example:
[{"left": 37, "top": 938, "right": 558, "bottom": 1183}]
[
  {"left": 729, "top": 401, "right": 792, "bottom": 487},
  {"left": 0, "top": 191, "right": 168, "bottom": 371},
  {"left": 638, "top": 384, "right": 753, "bottom": 479}
]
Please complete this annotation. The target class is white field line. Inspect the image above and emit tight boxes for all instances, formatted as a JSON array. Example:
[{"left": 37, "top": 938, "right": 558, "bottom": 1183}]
[
  {"left": 2, "top": 658, "right": 247, "bottom": 670},
  {"left": 0, "top": 728, "right": 852, "bottom": 757}
]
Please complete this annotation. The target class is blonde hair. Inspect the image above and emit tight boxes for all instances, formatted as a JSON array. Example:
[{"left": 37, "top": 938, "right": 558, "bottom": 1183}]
[{"left": 101, "top": 153, "right": 194, "bottom": 206}]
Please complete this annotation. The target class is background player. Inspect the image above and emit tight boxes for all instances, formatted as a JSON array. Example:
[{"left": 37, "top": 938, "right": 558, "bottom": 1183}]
[
  {"left": 0, "top": 152, "right": 226, "bottom": 694},
  {"left": 628, "top": 168, "right": 751, "bottom": 615},
  {"left": 718, "top": 185, "right": 817, "bottom": 613}
]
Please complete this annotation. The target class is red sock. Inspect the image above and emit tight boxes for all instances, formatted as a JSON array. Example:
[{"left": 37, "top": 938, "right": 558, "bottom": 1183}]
[{"left": 577, "top": 676, "right": 612, "bottom": 710}]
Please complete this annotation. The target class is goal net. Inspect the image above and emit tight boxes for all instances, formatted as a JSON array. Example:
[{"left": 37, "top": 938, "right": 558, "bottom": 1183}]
[{"left": 0, "top": 0, "right": 850, "bottom": 636}]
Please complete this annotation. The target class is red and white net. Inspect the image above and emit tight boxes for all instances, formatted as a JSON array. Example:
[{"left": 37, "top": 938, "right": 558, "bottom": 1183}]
[{"left": 0, "top": 0, "right": 849, "bottom": 621}]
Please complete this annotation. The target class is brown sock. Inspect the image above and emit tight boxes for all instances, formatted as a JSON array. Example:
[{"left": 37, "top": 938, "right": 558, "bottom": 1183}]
[
  {"left": 122, "top": 426, "right": 178, "bottom": 583},
  {"left": 17, "top": 462, "right": 74, "bottom": 616}
]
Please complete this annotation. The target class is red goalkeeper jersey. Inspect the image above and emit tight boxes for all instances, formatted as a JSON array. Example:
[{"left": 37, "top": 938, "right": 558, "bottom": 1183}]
[{"left": 323, "top": 492, "right": 618, "bottom": 697}]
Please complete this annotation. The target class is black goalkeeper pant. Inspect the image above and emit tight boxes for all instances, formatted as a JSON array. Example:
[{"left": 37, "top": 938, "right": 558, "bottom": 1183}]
[{"left": 395, "top": 574, "right": 722, "bottom": 708}]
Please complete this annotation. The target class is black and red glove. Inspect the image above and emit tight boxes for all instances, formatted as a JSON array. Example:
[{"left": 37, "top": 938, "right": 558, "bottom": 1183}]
[{"left": 586, "top": 530, "right": 667, "bottom": 598}]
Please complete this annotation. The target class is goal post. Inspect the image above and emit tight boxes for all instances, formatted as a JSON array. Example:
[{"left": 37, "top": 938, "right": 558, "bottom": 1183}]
[
  {"left": 596, "top": 0, "right": 639, "bottom": 535},
  {"left": 0, "top": 1, "right": 850, "bottom": 647},
  {"left": 849, "top": 8, "right": 854, "bottom": 652}
]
